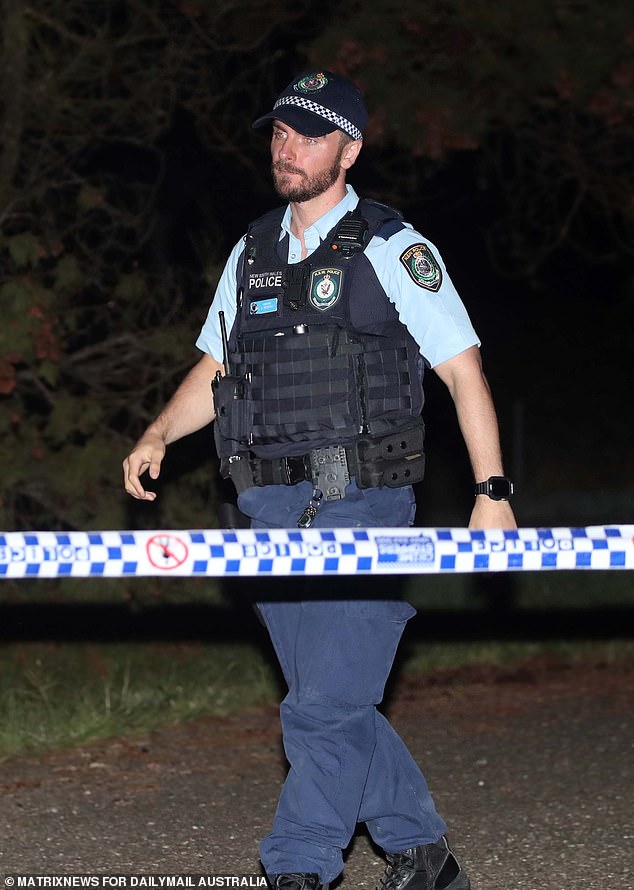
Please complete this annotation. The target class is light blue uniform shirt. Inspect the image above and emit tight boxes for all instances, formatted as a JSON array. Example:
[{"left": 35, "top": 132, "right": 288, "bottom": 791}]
[{"left": 196, "top": 185, "right": 480, "bottom": 368}]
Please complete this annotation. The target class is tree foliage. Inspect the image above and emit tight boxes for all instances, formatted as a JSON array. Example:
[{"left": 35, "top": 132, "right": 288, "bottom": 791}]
[
  {"left": 0, "top": 0, "right": 300, "bottom": 530},
  {"left": 0, "top": 0, "right": 631, "bottom": 533},
  {"left": 307, "top": 0, "right": 633, "bottom": 276}
]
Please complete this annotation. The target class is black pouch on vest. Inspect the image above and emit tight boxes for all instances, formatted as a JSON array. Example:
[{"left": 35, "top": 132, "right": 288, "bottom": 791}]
[
  {"left": 211, "top": 373, "right": 254, "bottom": 455},
  {"left": 352, "top": 423, "right": 426, "bottom": 489},
  {"left": 283, "top": 264, "right": 310, "bottom": 310}
]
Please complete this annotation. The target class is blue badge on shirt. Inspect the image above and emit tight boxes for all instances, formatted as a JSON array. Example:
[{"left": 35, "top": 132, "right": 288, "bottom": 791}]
[{"left": 249, "top": 297, "right": 278, "bottom": 315}]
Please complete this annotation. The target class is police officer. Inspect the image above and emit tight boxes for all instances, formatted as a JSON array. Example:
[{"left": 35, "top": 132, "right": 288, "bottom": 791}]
[{"left": 123, "top": 70, "right": 516, "bottom": 890}]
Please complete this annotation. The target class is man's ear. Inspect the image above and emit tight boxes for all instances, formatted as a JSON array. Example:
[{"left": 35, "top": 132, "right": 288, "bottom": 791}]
[{"left": 340, "top": 139, "right": 362, "bottom": 170}]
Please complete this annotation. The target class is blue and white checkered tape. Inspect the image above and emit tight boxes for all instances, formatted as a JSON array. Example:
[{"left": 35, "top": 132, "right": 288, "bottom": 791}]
[{"left": 0, "top": 527, "right": 633, "bottom": 579}]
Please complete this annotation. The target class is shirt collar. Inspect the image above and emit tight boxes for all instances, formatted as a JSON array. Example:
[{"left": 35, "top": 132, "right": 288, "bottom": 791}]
[{"left": 280, "top": 184, "right": 359, "bottom": 243}]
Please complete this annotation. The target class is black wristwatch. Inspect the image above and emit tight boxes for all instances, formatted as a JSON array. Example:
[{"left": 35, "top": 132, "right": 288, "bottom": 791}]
[{"left": 474, "top": 476, "right": 514, "bottom": 501}]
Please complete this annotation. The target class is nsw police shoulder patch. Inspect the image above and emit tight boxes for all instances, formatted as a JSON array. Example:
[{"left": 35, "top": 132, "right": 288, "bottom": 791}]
[
  {"left": 400, "top": 243, "right": 442, "bottom": 292},
  {"left": 309, "top": 268, "right": 343, "bottom": 311}
]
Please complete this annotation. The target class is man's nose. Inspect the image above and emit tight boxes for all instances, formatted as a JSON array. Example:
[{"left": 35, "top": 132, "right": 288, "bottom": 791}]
[{"left": 278, "top": 135, "right": 297, "bottom": 160}]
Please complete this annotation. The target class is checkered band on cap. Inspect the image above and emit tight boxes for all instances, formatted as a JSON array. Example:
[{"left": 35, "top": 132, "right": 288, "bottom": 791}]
[{"left": 274, "top": 95, "right": 363, "bottom": 141}]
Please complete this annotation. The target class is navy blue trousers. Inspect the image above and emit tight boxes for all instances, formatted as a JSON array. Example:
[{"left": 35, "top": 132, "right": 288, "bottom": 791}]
[{"left": 238, "top": 480, "right": 447, "bottom": 884}]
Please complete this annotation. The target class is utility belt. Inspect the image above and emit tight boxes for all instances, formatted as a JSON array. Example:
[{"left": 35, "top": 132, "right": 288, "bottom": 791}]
[{"left": 220, "top": 424, "right": 425, "bottom": 501}]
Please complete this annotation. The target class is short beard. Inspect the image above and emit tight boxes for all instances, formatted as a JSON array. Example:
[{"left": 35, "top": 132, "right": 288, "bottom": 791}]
[{"left": 272, "top": 143, "right": 346, "bottom": 203}]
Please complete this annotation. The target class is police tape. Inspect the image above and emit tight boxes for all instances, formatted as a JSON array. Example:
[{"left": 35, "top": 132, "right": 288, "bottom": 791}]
[{"left": 0, "top": 526, "right": 633, "bottom": 579}]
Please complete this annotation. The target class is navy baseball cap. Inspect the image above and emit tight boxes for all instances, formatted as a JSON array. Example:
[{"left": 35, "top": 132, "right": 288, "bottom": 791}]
[{"left": 252, "top": 70, "right": 368, "bottom": 141}]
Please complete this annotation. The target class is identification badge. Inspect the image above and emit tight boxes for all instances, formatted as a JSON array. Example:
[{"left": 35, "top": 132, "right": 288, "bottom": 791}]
[
  {"left": 249, "top": 297, "right": 278, "bottom": 315},
  {"left": 309, "top": 268, "right": 343, "bottom": 311}
]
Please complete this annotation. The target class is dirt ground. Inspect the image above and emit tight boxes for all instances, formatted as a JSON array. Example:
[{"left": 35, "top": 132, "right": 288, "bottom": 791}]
[{"left": 0, "top": 657, "right": 632, "bottom": 890}]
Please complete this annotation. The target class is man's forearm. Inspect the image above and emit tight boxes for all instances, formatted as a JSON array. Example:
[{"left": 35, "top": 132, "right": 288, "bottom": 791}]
[
  {"left": 435, "top": 346, "right": 516, "bottom": 529},
  {"left": 434, "top": 346, "right": 507, "bottom": 481},
  {"left": 453, "top": 373, "right": 506, "bottom": 482},
  {"left": 145, "top": 352, "right": 222, "bottom": 445}
]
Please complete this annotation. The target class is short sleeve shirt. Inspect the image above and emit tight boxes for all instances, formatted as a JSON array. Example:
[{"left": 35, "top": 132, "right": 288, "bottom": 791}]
[{"left": 196, "top": 185, "right": 480, "bottom": 368}]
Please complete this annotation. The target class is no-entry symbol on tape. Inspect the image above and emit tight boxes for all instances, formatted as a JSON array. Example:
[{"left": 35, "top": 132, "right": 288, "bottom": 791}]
[{"left": 146, "top": 534, "right": 189, "bottom": 570}]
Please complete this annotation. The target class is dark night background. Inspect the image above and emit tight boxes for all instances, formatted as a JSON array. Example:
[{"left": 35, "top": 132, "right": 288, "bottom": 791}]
[{"left": 0, "top": 0, "right": 632, "bottom": 631}]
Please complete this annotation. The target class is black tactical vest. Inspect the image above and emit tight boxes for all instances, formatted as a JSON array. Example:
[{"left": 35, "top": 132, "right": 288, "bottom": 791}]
[{"left": 216, "top": 199, "right": 425, "bottom": 461}]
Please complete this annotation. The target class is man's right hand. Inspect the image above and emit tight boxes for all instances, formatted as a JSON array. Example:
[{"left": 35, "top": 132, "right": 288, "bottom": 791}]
[
  {"left": 121, "top": 353, "right": 222, "bottom": 501},
  {"left": 122, "top": 432, "right": 167, "bottom": 501}
]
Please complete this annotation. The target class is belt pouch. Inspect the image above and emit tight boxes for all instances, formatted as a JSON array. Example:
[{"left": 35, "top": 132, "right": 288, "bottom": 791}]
[
  {"left": 354, "top": 425, "right": 425, "bottom": 489},
  {"left": 220, "top": 454, "right": 255, "bottom": 495}
]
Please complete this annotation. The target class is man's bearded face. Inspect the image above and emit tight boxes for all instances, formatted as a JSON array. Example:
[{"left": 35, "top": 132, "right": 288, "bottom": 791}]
[{"left": 271, "top": 140, "right": 346, "bottom": 203}]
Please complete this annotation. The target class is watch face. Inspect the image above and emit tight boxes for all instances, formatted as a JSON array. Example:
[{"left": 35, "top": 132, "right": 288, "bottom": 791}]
[{"left": 489, "top": 476, "right": 512, "bottom": 499}]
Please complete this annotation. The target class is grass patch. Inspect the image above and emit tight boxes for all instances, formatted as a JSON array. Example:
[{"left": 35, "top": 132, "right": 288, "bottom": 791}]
[
  {"left": 400, "top": 637, "right": 634, "bottom": 675},
  {"left": 1, "top": 637, "right": 633, "bottom": 761},
  {"left": 0, "top": 641, "right": 280, "bottom": 760}
]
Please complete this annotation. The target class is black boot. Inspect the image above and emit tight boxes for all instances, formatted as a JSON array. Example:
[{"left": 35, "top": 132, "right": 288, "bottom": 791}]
[
  {"left": 376, "top": 837, "right": 470, "bottom": 890},
  {"left": 272, "top": 874, "right": 329, "bottom": 890}
]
